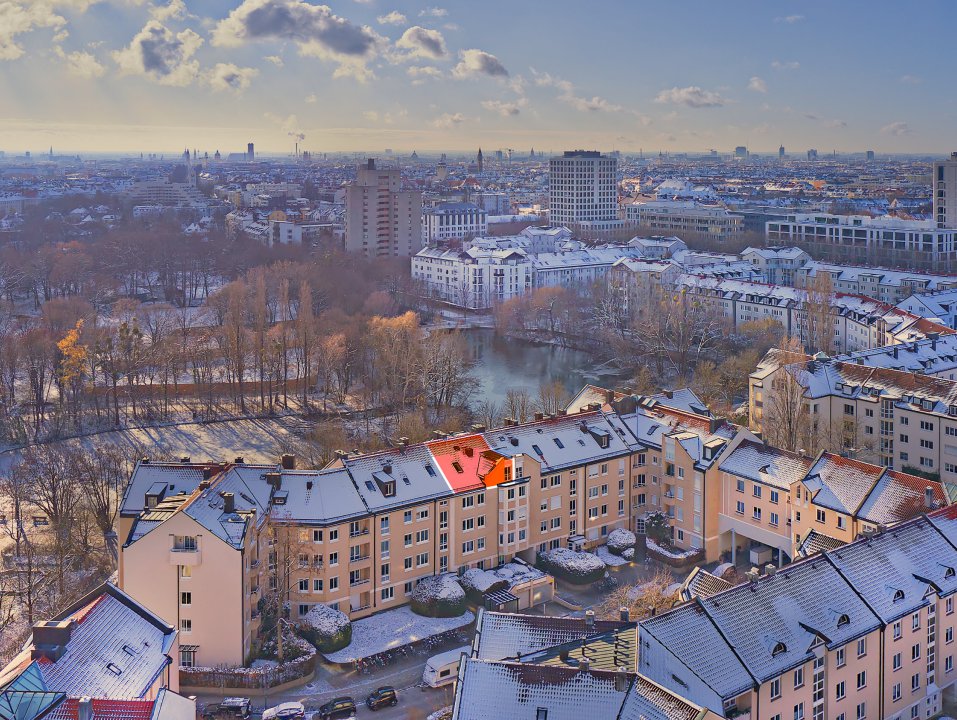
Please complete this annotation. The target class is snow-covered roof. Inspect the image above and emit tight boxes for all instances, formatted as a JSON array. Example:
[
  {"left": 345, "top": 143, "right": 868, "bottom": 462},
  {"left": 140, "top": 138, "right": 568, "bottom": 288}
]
[
  {"left": 718, "top": 440, "right": 813, "bottom": 490},
  {"left": 474, "top": 612, "right": 632, "bottom": 663}
]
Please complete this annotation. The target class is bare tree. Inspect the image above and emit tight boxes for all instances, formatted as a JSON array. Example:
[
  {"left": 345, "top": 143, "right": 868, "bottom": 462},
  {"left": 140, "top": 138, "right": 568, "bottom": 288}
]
[{"left": 504, "top": 387, "right": 532, "bottom": 423}]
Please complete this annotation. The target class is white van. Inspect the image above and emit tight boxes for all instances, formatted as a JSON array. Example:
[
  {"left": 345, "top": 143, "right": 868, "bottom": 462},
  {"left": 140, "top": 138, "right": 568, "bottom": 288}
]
[{"left": 422, "top": 646, "right": 470, "bottom": 688}]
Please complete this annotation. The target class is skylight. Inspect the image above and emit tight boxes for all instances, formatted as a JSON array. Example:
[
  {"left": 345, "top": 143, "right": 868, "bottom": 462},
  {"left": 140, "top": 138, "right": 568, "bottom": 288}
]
[
  {"left": 554, "top": 438, "right": 564, "bottom": 449},
  {"left": 425, "top": 464, "right": 436, "bottom": 477}
]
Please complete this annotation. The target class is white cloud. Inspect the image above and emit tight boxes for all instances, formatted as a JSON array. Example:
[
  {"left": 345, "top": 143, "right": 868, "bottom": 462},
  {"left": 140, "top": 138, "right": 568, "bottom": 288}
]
[
  {"left": 432, "top": 112, "right": 464, "bottom": 128},
  {"left": 772, "top": 60, "right": 800, "bottom": 70},
  {"left": 747, "top": 76, "right": 767, "bottom": 93},
  {"left": 212, "top": 0, "right": 383, "bottom": 82},
  {"left": 481, "top": 98, "right": 527, "bottom": 117},
  {"left": 774, "top": 14, "right": 804, "bottom": 23},
  {"left": 0, "top": 2, "right": 76, "bottom": 60},
  {"left": 452, "top": 48, "right": 508, "bottom": 78},
  {"left": 205, "top": 62, "right": 258, "bottom": 92},
  {"left": 407, "top": 65, "right": 442, "bottom": 83},
  {"left": 533, "top": 70, "right": 622, "bottom": 113},
  {"left": 654, "top": 86, "right": 727, "bottom": 108},
  {"left": 54, "top": 46, "right": 105, "bottom": 78},
  {"left": 264, "top": 112, "right": 303, "bottom": 135},
  {"left": 363, "top": 108, "right": 407, "bottom": 124},
  {"left": 149, "top": 0, "right": 187, "bottom": 22},
  {"left": 264, "top": 54, "right": 284, "bottom": 66},
  {"left": 112, "top": 20, "right": 203, "bottom": 86},
  {"left": 419, "top": 6, "right": 447, "bottom": 17},
  {"left": 823, "top": 118, "right": 847, "bottom": 129},
  {"left": 376, "top": 10, "right": 406, "bottom": 25},
  {"left": 881, "top": 121, "right": 911, "bottom": 136},
  {"left": 394, "top": 25, "right": 446, "bottom": 59}
]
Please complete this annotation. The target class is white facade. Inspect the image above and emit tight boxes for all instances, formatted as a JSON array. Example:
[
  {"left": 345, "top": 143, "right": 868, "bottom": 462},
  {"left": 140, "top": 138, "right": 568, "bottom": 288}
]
[
  {"left": 740, "top": 246, "right": 811, "bottom": 285},
  {"left": 548, "top": 151, "right": 622, "bottom": 234},
  {"left": 423, "top": 203, "right": 488, "bottom": 244},
  {"left": 624, "top": 200, "right": 743, "bottom": 241}
]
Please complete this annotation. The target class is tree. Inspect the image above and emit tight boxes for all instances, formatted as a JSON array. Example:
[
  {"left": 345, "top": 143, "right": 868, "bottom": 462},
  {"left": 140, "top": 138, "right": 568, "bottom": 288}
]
[
  {"left": 504, "top": 387, "right": 531, "bottom": 423},
  {"left": 56, "top": 320, "right": 87, "bottom": 429},
  {"left": 593, "top": 570, "right": 677, "bottom": 621},
  {"left": 801, "top": 272, "right": 835, "bottom": 354},
  {"left": 535, "top": 380, "right": 569, "bottom": 416},
  {"left": 761, "top": 337, "right": 814, "bottom": 453}
]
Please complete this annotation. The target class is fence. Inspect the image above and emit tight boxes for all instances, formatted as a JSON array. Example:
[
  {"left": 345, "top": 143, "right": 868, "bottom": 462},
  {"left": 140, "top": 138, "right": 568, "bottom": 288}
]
[{"left": 179, "top": 650, "right": 317, "bottom": 690}]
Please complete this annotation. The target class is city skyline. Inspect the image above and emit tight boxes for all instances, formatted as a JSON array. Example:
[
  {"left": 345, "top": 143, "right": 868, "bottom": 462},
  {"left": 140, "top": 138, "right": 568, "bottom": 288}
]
[{"left": 2, "top": 0, "right": 957, "bottom": 155}]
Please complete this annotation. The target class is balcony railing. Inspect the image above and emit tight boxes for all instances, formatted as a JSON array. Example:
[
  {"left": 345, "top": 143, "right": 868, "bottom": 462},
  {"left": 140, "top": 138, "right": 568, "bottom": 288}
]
[
  {"left": 350, "top": 578, "right": 370, "bottom": 588},
  {"left": 350, "top": 554, "right": 370, "bottom": 564},
  {"left": 349, "top": 528, "right": 370, "bottom": 538}
]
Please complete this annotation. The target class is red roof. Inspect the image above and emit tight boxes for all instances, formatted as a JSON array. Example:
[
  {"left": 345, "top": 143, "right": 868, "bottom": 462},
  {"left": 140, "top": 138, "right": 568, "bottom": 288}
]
[
  {"left": 48, "top": 698, "right": 155, "bottom": 720},
  {"left": 426, "top": 434, "right": 500, "bottom": 493}
]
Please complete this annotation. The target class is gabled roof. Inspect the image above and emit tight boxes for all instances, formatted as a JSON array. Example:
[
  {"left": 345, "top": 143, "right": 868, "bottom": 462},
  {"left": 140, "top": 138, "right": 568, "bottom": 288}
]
[
  {"left": 679, "top": 567, "right": 733, "bottom": 602},
  {"left": 474, "top": 612, "right": 632, "bottom": 663},
  {"left": 718, "top": 440, "right": 812, "bottom": 491},
  {"left": 796, "top": 529, "right": 846, "bottom": 558},
  {"left": 802, "top": 453, "right": 884, "bottom": 516},
  {"left": 342, "top": 444, "right": 453, "bottom": 512},
  {"left": 856, "top": 470, "right": 946, "bottom": 526}
]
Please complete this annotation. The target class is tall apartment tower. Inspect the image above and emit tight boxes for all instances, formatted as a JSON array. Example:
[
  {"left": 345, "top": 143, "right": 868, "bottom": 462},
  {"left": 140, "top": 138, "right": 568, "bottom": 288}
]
[
  {"left": 934, "top": 152, "right": 957, "bottom": 228},
  {"left": 247, "top": 142, "right": 255, "bottom": 161},
  {"left": 345, "top": 158, "right": 423, "bottom": 257},
  {"left": 548, "top": 150, "right": 621, "bottom": 235}
]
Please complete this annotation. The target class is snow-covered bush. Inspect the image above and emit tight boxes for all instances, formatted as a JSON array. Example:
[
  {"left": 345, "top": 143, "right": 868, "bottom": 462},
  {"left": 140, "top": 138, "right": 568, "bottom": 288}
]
[
  {"left": 410, "top": 574, "right": 467, "bottom": 618},
  {"left": 537, "top": 548, "right": 605, "bottom": 585},
  {"left": 621, "top": 547, "right": 635, "bottom": 561},
  {"left": 299, "top": 604, "right": 352, "bottom": 653},
  {"left": 459, "top": 568, "right": 508, "bottom": 601},
  {"left": 258, "top": 627, "right": 316, "bottom": 663},
  {"left": 606, "top": 528, "right": 637, "bottom": 556}
]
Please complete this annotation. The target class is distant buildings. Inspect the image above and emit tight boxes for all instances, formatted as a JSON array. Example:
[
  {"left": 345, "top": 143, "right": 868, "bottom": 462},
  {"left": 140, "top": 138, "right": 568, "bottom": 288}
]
[
  {"left": 423, "top": 202, "right": 488, "bottom": 244},
  {"left": 623, "top": 200, "right": 744, "bottom": 242},
  {"left": 344, "top": 158, "right": 422, "bottom": 258},
  {"left": 933, "top": 152, "right": 957, "bottom": 228},
  {"left": 767, "top": 212, "right": 957, "bottom": 271},
  {"left": 548, "top": 150, "right": 624, "bottom": 236}
]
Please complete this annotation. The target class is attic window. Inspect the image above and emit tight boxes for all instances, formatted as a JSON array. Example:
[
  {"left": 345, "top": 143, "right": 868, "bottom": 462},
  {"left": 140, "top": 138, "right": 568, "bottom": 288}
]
[
  {"left": 403, "top": 477, "right": 411, "bottom": 486},
  {"left": 451, "top": 461, "right": 464, "bottom": 474},
  {"left": 553, "top": 438, "right": 564, "bottom": 449},
  {"left": 365, "top": 481, "right": 375, "bottom": 491},
  {"left": 946, "top": 567, "right": 956, "bottom": 579},
  {"left": 106, "top": 663, "right": 122, "bottom": 676},
  {"left": 771, "top": 641, "right": 787, "bottom": 656},
  {"left": 532, "top": 444, "right": 544, "bottom": 457},
  {"left": 122, "top": 644, "right": 139, "bottom": 656},
  {"left": 837, "top": 614, "right": 850, "bottom": 627},
  {"left": 893, "top": 589, "right": 905, "bottom": 602},
  {"left": 577, "top": 439, "right": 585, "bottom": 447},
  {"left": 425, "top": 464, "right": 436, "bottom": 477}
]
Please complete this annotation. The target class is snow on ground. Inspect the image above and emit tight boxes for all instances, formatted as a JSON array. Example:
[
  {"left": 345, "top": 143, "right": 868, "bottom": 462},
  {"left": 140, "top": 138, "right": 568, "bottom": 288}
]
[
  {"left": 250, "top": 659, "right": 279, "bottom": 670},
  {"left": 595, "top": 545, "right": 631, "bottom": 567},
  {"left": 321, "top": 606, "right": 474, "bottom": 663},
  {"left": 647, "top": 538, "right": 700, "bottom": 559}
]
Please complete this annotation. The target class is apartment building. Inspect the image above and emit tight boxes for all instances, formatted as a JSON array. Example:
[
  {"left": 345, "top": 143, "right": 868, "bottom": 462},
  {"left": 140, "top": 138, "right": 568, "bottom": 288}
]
[
  {"left": 828, "top": 333, "right": 957, "bottom": 380},
  {"left": 344, "top": 159, "right": 422, "bottom": 258},
  {"left": 934, "top": 153, "right": 957, "bottom": 229},
  {"left": 899, "top": 288, "right": 957, "bottom": 331},
  {"left": 422, "top": 202, "right": 488, "bottom": 244},
  {"left": 640, "top": 508, "right": 957, "bottom": 719},
  {"left": 548, "top": 151, "right": 624, "bottom": 236},
  {"left": 750, "top": 353, "right": 957, "bottom": 483},
  {"left": 793, "top": 261, "right": 957, "bottom": 305},
  {"left": 740, "top": 246, "right": 811, "bottom": 285},
  {"left": 624, "top": 200, "right": 744, "bottom": 241},
  {"left": 766, "top": 213, "right": 957, "bottom": 272},
  {"left": 716, "top": 440, "right": 949, "bottom": 565}
]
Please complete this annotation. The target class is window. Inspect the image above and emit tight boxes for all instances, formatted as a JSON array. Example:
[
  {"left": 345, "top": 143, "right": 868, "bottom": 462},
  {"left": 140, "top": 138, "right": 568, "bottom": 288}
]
[
  {"left": 313, "top": 529, "right": 323, "bottom": 542},
  {"left": 893, "top": 652, "right": 902, "bottom": 670},
  {"left": 770, "top": 512, "right": 780, "bottom": 527},
  {"left": 892, "top": 682, "right": 901, "bottom": 702},
  {"left": 912, "top": 643, "right": 920, "bottom": 661},
  {"left": 770, "top": 490, "right": 779, "bottom": 504},
  {"left": 736, "top": 479, "right": 745, "bottom": 493},
  {"left": 404, "top": 557, "right": 412, "bottom": 570},
  {"left": 794, "top": 702, "right": 805, "bottom": 720},
  {"left": 180, "top": 619, "right": 192, "bottom": 633},
  {"left": 837, "top": 516, "right": 846, "bottom": 530},
  {"left": 329, "top": 552, "right": 338, "bottom": 566},
  {"left": 329, "top": 529, "right": 338, "bottom": 541},
  {"left": 416, "top": 552, "right": 428, "bottom": 567},
  {"left": 836, "top": 647, "right": 845, "bottom": 667},
  {"left": 404, "top": 510, "right": 412, "bottom": 523},
  {"left": 381, "top": 586, "right": 394, "bottom": 601},
  {"left": 948, "top": 627, "right": 954, "bottom": 644},
  {"left": 816, "top": 509, "right": 826, "bottom": 523},
  {"left": 380, "top": 517, "right": 389, "bottom": 534},
  {"left": 404, "top": 533, "right": 412, "bottom": 548},
  {"left": 298, "top": 579, "right": 308, "bottom": 592},
  {"left": 329, "top": 577, "right": 338, "bottom": 590},
  {"left": 404, "top": 581, "right": 413, "bottom": 595},
  {"left": 770, "top": 678, "right": 781, "bottom": 700},
  {"left": 949, "top": 597, "right": 954, "bottom": 615},
  {"left": 736, "top": 501, "right": 745, "bottom": 514},
  {"left": 313, "top": 579, "right": 323, "bottom": 591},
  {"left": 857, "top": 637, "right": 866, "bottom": 657},
  {"left": 855, "top": 702, "right": 865, "bottom": 720},
  {"left": 835, "top": 681, "right": 845, "bottom": 700},
  {"left": 173, "top": 535, "right": 197, "bottom": 551},
  {"left": 856, "top": 670, "right": 866, "bottom": 689},
  {"left": 794, "top": 667, "right": 804, "bottom": 689},
  {"left": 180, "top": 646, "right": 196, "bottom": 668},
  {"left": 381, "top": 540, "right": 390, "bottom": 559},
  {"left": 181, "top": 592, "right": 191, "bottom": 606},
  {"left": 462, "top": 496, "right": 475, "bottom": 509},
  {"left": 911, "top": 672, "right": 920, "bottom": 691},
  {"left": 753, "top": 485, "right": 762, "bottom": 498},
  {"left": 947, "top": 655, "right": 954, "bottom": 673},
  {"left": 753, "top": 507, "right": 762, "bottom": 521},
  {"left": 180, "top": 565, "right": 191, "bottom": 579},
  {"left": 417, "top": 508, "right": 429, "bottom": 520},
  {"left": 913, "top": 612, "right": 921, "bottom": 630},
  {"left": 894, "top": 621, "right": 902, "bottom": 639}
]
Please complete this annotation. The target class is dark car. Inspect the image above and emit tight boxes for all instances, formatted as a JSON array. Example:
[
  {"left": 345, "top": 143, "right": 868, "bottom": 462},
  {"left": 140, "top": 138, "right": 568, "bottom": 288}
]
[
  {"left": 202, "top": 698, "right": 251, "bottom": 720},
  {"left": 365, "top": 687, "right": 398, "bottom": 711},
  {"left": 317, "top": 697, "right": 356, "bottom": 720}
]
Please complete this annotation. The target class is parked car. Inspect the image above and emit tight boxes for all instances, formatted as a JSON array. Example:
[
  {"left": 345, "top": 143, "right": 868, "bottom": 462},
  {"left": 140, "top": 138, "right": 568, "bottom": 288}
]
[
  {"left": 203, "top": 698, "right": 251, "bottom": 720},
  {"left": 262, "top": 703, "right": 306, "bottom": 720},
  {"left": 317, "top": 697, "right": 356, "bottom": 720},
  {"left": 365, "top": 687, "right": 398, "bottom": 711}
]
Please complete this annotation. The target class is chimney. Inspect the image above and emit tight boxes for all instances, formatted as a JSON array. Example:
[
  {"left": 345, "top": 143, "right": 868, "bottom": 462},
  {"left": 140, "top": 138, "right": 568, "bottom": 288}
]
[
  {"left": 534, "top": 412, "right": 544, "bottom": 421},
  {"left": 77, "top": 698, "right": 93, "bottom": 720},
  {"left": 584, "top": 610, "right": 595, "bottom": 628},
  {"left": 893, "top": 346, "right": 899, "bottom": 359},
  {"left": 926, "top": 486, "right": 935, "bottom": 509},
  {"left": 367, "top": 158, "right": 375, "bottom": 169},
  {"left": 930, "top": 332, "right": 940, "bottom": 350},
  {"left": 619, "top": 607, "right": 630, "bottom": 622},
  {"left": 234, "top": 456, "right": 245, "bottom": 464},
  {"left": 280, "top": 454, "right": 296, "bottom": 470},
  {"left": 141, "top": 456, "right": 150, "bottom": 464},
  {"left": 470, "top": 424, "right": 486, "bottom": 432},
  {"left": 648, "top": 606, "right": 656, "bottom": 617},
  {"left": 398, "top": 437, "right": 410, "bottom": 447},
  {"left": 615, "top": 667, "right": 629, "bottom": 692},
  {"left": 605, "top": 390, "right": 615, "bottom": 404},
  {"left": 265, "top": 472, "right": 281, "bottom": 490},
  {"left": 579, "top": 658, "right": 590, "bottom": 672},
  {"left": 180, "top": 456, "right": 191, "bottom": 463},
  {"left": 222, "top": 492, "right": 235, "bottom": 514},
  {"left": 202, "top": 466, "right": 214, "bottom": 480},
  {"left": 765, "top": 563, "right": 777, "bottom": 577},
  {"left": 31, "top": 620, "right": 75, "bottom": 662},
  {"left": 747, "top": 568, "right": 761, "bottom": 583},
  {"left": 382, "top": 463, "right": 393, "bottom": 475},
  {"left": 334, "top": 450, "right": 348, "bottom": 460},
  {"left": 558, "top": 409, "right": 567, "bottom": 416}
]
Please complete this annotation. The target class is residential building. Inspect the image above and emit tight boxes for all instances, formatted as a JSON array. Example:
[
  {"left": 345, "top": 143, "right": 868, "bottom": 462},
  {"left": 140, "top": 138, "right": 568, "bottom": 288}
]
[
  {"left": 793, "top": 261, "right": 957, "bottom": 305},
  {"left": 423, "top": 203, "right": 488, "bottom": 244},
  {"left": 766, "top": 213, "right": 957, "bottom": 272},
  {"left": 624, "top": 200, "right": 744, "bottom": 242},
  {"left": 548, "top": 151, "right": 624, "bottom": 236},
  {"left": 344, "top": 159, "right": 422, "bottom": 258},
  {"left": 740, "top": 246, "right": 811, "bottom": 285},
  {"left": 898, "top": 288, "right": 957, "bottom": 330},
  {"left": 934, "top": 152, "right": 957, "bottom": 229},
  {"left": 0, "top": 583, "right": 192, "bottom": 720},
  {"left": 828, "top": 333, "right": 957, "bottom": 381}
]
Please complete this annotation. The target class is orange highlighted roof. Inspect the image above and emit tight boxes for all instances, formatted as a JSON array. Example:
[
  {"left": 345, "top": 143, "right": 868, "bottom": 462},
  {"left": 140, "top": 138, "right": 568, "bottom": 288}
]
[{"left": 427, "top": 434, "right": 506, "bottom": 493}]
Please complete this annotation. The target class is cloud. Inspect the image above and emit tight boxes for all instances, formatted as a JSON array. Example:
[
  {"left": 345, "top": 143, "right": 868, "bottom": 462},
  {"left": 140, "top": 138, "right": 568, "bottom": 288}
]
[
  {"left": 772, "top": 60, "right": 800, "bottom": 70},
  {"left": 900, "top": 74, "right": 922, "bottom": 84},
  {"left": 376, "top": 10, "right": 406, "bottom": 25},
  {"left": 394, "top": 25, "right": 446, "bottom": 59},
  {"left": 823, "top": 118, "right": 847, "bottom": 129},
  {"left": 532, "top": 69, "right": 621, "bottom": 112},
  {"left": 264, "top": 54, "right": 284, "bottom": 66},
  {"left": 747, "top": 76, "right": 767, "bottom": 93},
  {"left": 54, "top": 46, "right": 105, "bottom": 78},
  {"left": 654, "top": 86, "right": 726, "bottom": 108},
  {"left": 432, "top": 112, "right": 464, "bottom": 128},
  {"left": 407, "top": 64, "right": 442, "bottom": 83},
  {"left": 0, "top": 2, "right": 76, "bottom": 60},
  {"left": 881, "top": 121, "right": 911, "bottom": 136},
  {"left": 265, "top": 112, "right": 303, "bottom": 136},
  {"left": 149, "top": 0, "right": 187, "bottom": 22},
  {"left": 112, "top": 20, "right": 203, "bottom": 86},
  {"left": 212, "top": 0, "right": 383, "bottom": 81},
  {"left": 481, "top": 98, "right": 527, "bottom": 117},
  {"left": 205, "top": 62, "right": 258, "bottom": 92},
  {"left": 774, "top": 14, "right": 804, "bottom": 23},
  {"left": 452, "top": 48, "right": 507, "bottom": 78},
  {"left": 363, "top": 108, "right": 407, "bottom": 124},
  {"left": 419, "top": 6, "right": 447, "bottom": 17}
]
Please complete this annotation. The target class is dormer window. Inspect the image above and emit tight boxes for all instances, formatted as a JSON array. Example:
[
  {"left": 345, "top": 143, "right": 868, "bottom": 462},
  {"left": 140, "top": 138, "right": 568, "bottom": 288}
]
[
  {"left": 837, "top": 614, "right": 850, "bottom": 627},
  {"left": 894, "top": 589, "right": 905, "bottom": 602},
  {"left": 772, "top": 641, "right": 787, "bottom": 656},
  {"left": 946, "top": 567, "right": 955, "bottom": 579}
]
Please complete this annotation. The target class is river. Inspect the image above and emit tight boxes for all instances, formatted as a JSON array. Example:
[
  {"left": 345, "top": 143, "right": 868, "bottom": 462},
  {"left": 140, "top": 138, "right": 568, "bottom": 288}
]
[{"left": 462, "top": 328, "right": 623, "bottom": 410}]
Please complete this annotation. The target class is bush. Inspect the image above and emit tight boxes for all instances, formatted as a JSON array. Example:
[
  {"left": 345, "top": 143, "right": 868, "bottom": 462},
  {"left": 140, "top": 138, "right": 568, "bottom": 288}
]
[
  {"left": 606, "top": 528, "right": 637, "bottom": 556},
  {"left": 537, "top": 548, "right": 605, "bottom": 585},
  {"left": 410, "top": 574, "right": 467, "bottom": 618},
  {"left": 300, "top": 604, "right": 352, "bottom": 654},
  {"left": 459, "top": 568, "right": 509, "bottom": 602}
]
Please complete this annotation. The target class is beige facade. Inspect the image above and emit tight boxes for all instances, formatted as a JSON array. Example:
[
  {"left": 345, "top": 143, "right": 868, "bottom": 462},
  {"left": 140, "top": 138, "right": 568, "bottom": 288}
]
[{"left": 344, "top": 159, "right": 422, "bottom": 258}]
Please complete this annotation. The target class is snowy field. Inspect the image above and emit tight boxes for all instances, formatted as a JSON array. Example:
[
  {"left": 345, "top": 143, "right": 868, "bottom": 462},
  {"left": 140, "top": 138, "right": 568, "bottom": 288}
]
[{"left": 322, "top": 606, "right": 474, "bottom": 664}]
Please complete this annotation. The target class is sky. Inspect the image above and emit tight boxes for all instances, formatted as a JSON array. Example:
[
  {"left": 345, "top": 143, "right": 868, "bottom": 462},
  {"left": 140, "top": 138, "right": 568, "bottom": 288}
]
[{"left": 1, "top": 0, "right": 956, "bottom": 156}]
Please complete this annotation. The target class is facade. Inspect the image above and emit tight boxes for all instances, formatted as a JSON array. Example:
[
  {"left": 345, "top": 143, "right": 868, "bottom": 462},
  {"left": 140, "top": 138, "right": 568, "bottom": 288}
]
[
  {"left": 793, "top": 261, "right": 957, "bottom": 305},
  {"left": 548, "top": 151, "right": 623, "bottom": 235},
  {"left": 344, "top": 159, "right": 422, "bottom": 258},
  {"left": 640, "top": 508, "right": 957, "bottom": 720},
  {"left": 934, "top": 153, "right": 957, "bottom": 229},
  {"left": 624, "top": 200, "right": 744, "bottom": 242},
  {"left": 740, "top": 246, "right": 811, "bottom": 285},
  {"left": 422, "top": 202, "right": 488, "bottom": 244},
  {"left": 898, "top": 289, "right": 957, "bottom": 331},
  {"left": 766, "top": 213, "right": 957, "bottom": 272}
]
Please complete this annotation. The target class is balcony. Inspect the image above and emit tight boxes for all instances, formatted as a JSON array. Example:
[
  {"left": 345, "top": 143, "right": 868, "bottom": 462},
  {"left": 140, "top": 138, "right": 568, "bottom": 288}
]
[
  {"left": 350, "top": 578, "right": 370, "bottom": 588},
  {"left": 249, "top": 558, "right": 260, "bottom": 569},
  {"left": 349, "top": 528, "right": 370, "bottom": 538},
  {"left": 351, "top": 604, "right": 371, "bottom": 613},
  {"left": 349, "top": 554, "right": 370, "bottom": 564},
  {"left": 169, "top": 548, "right": 201, "bottom": 566}
]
